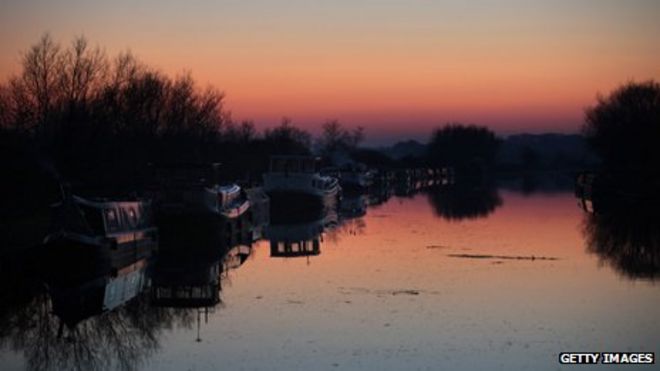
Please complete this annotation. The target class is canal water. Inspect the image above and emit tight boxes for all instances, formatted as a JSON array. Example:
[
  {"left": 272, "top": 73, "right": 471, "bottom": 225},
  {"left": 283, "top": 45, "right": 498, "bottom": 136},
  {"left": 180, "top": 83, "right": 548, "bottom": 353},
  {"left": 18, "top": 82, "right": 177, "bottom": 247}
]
[{"left": 1, "top": 182, "right": 658, "bottom": 370}]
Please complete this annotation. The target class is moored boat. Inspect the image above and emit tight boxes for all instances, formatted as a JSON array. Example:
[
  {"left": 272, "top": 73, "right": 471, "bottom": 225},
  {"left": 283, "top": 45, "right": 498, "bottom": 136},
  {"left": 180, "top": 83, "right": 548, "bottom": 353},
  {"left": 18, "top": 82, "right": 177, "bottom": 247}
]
[
  {"left": 149, "top": 162, "right": 251, "bottom": 220},
  {"left": 263, "top": 155, "right": 340, "bottom": 203},
  {"left": 201, "top": 183, "right": 250, "bottom": 219},
  {"left": 339, "top": 163, "right": 374, "bottom": 192},
  {"left": 245, "top": 187, "right": 270, "bottom": 241},
  {"left": 44, "top": 191, "right": 158, "bottom": 262}
]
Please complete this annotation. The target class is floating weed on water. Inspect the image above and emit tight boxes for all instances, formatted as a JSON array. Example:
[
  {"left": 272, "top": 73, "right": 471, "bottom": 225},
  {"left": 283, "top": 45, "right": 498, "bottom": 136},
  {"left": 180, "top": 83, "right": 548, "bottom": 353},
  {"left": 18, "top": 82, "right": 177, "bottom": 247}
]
[
  {"left": 338, "top": 287, "right": 431, "bottom": 296},
  {"left": 447, "top": 254, "right": 559, "bottom": 261},
  {"left": 389, "top": 289, "right": 420, "bottom": 296},
  {"left": 426, "top": 245, "right": 450, "bottom": 249}
]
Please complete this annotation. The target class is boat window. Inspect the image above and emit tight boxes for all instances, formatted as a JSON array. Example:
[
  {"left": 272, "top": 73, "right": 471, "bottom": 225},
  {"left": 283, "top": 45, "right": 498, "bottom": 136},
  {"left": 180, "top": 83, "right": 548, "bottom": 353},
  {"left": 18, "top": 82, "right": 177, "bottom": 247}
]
[
  {"left": 79, "top": 205, "right": 105, "bottom": 234},
  {"left": 127, "top": 208, "right": 138, "bottom": 228},
  {"left": 105, "top": 208, "right": 120, "bottom": 233}
]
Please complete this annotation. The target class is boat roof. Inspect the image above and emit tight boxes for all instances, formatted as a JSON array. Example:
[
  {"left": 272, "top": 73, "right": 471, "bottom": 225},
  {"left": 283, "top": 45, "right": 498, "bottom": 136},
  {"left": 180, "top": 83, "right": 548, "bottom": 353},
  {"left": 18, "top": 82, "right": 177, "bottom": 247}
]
[
  {"left": 270, "top": 155, "right": 320, "bottom": 160},
  {"left": 72, "top": 195, "right": 150, "bottom": 209},
  {"left": 211, "top": 184, "right": 241, "bottom": 194}
]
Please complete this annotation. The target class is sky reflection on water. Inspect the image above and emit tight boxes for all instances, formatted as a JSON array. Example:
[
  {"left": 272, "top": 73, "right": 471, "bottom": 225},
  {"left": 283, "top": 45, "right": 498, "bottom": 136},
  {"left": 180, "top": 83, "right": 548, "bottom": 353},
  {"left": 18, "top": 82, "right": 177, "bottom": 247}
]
[
  {"left": 2, "top": 189, "right": 659, "bottom": 371},
  {"left": 149, "top": 191, "right": 660, "bottom": 370}
]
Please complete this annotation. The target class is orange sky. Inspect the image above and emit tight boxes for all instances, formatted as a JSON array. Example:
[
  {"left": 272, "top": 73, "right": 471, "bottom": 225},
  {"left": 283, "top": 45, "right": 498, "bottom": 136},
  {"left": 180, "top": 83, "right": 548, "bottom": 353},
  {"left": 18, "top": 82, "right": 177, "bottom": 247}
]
[{"left": 1, "top": 0, "right": 659, "bottom": 143}]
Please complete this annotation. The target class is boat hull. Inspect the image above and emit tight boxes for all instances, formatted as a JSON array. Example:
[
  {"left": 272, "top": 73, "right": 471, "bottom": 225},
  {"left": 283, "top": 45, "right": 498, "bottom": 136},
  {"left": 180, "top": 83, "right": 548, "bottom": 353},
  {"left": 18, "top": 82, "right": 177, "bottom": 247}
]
[
  {"left": 268, "top": 190, "right": 339, "bottom": 224},
  {"left": 218, "top": 199, "right": 251, "bottom": 219},
  {"left": 156, "top": 210, "right": 252, "bottom": 252}
]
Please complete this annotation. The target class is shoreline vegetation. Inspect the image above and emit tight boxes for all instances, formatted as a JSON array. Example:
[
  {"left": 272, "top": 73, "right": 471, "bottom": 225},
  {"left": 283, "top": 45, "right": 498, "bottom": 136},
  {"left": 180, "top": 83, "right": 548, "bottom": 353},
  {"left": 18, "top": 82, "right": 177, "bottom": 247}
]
[
  {"left": 0, "top": 36, "right": 594, "bottom": 192},
  {"left": 1, "top": 35, "right": 657, "bottom": 254}
]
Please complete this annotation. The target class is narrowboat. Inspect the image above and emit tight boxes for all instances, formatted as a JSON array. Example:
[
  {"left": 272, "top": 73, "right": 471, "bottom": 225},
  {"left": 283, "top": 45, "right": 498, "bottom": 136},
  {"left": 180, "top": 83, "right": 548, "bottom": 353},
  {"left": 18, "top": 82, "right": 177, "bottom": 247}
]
[{"left": 44, "top": 192, "right": 158, "bottom": 262}]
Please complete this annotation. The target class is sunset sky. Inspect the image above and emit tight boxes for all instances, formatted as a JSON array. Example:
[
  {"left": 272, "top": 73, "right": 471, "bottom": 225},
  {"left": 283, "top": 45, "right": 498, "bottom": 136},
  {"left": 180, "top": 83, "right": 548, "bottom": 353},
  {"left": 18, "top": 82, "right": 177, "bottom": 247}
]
[{"left": 1, "top": 0, "right": 658, "bottom": 144}]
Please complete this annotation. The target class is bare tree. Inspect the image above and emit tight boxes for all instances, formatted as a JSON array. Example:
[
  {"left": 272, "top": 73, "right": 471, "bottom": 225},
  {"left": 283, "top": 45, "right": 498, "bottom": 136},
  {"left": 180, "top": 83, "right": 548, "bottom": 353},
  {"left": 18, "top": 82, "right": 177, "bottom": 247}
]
[
  {"left": 317, "top": 120, "right": 364, "bottom": 156},
  {"left": 59, "top": 36, "right": 107, "bottom": 114},
  {"left": 0, "top": 83, "right": 10, "bottom": 129},
  {"left": 19, "top": 34, "right": 63, "bottom": 133},
  {"left": 3, "top": 76, "right": 39, "bottom": 132},
  {"left": 110, "top": 52, "right": 143, "bottom": 89},
  {"left": 264, "top": 117, "right": 312, "bottom": 153},
  {"left": 237, "top": 120, "right": 257, "bottom": 142}
]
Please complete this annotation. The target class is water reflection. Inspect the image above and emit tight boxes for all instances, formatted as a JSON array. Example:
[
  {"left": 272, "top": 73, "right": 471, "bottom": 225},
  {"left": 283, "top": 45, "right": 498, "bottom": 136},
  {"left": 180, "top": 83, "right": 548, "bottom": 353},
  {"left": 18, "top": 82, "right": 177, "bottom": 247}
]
[
  {"left": 152, "top": 214, "right": 256, "bottom": 341},
  {"left": 152, "top": 249, "right": 225, "bottom": 344},
  {"left": 576, "top": 171, "right": 660, "bottom": 280},
  {"left": 366, "top": 184, "right": 393, "bottom": 207},
  {"left": 426, "top": 181, "right": 502, "bottom": 221},
  {"left": 49, "top": 258, "right": 150, "bottom": 329},
  {"left": 266, "top": 209, "right": 338, "bottom": 258},
  {"left": 498, "top": 173, "right": 576, "bottom": 196},
  {"left": 5, "top": 171, "right": 659, "bottom": 370},
  {"left": 1, "top": 174, "right": 503, "bottom": 371},
  {"left": 0, "top": 210, "right": 261, "bottom": 371},
  {"left": 582, "top": 205, "right": 660, "bottom": 280},
  {"left": 223, "top": 244, "right": 253, "bottom": 272},
  {"left": 1, "top": 249, "right": 158, "bottom": 371},
  {"left": 152, "top": 252, "right": 222, "bottom": 309},
  {"left": 339, "top": 194, "right": 368, "bottom": 220}
]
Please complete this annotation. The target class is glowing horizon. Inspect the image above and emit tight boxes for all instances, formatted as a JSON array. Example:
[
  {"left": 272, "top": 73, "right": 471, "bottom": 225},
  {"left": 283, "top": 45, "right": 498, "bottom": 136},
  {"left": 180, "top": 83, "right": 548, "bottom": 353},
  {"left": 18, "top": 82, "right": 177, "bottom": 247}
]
[{"left": 1, "top": 0, "right": 658, "bottom": 144}]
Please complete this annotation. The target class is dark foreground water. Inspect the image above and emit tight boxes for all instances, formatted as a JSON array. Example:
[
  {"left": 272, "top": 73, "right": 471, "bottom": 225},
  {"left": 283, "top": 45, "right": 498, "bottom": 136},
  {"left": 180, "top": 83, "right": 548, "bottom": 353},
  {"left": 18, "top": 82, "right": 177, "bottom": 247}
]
[{"left": 1, "top": 186, "right": 659, "bottom": 370}]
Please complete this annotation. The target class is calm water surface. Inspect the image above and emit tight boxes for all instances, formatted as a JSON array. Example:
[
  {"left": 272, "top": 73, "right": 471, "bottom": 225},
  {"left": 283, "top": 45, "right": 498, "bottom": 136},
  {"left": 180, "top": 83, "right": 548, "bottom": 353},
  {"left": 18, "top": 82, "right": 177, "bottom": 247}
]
[{"left": 1, "top": 188, "right": 659, "bottom": 370}]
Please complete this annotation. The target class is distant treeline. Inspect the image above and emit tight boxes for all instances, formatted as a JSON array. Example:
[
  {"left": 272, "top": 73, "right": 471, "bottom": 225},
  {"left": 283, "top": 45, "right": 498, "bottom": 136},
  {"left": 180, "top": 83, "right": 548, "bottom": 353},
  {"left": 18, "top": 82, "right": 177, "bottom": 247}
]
[
  {"left": 0, "top": 35, "right": 501, "bottom": 193},
  {"left": 0, "top": 36, "right": 373, "bottom": 195},
  {"left": 0, "top": 35, "right": 311, "bottom": 185},
  {"left": 2, "top": 34, "right": 656, "bottom": 210}
]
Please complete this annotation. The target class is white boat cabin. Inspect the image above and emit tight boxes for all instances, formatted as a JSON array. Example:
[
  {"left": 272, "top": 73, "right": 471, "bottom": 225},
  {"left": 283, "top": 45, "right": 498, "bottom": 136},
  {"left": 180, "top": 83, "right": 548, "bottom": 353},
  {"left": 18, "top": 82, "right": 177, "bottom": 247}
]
[
  {"left": 202, "top": 184, "right": 250, "bottom": 218},
  {"left": 264, "top": 155, "right": 340, "bottom": 197}
]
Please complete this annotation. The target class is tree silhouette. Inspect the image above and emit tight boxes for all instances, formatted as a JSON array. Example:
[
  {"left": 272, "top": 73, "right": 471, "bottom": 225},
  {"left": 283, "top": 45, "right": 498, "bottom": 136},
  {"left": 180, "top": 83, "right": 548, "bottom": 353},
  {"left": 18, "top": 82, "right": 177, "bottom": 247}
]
[
  {"left": 18, "top": 34, "right": 64, "bottom": 134},
  {"left": 316, "top": 120, "right": 364, "bottom": 157},
  {"left": 0, "top": 34, "right": 334, "bottom": 203},
  {"left": 582, "top": 80, "right": 660, "bottom": 179},
  {"left": 263, "top": 117, "right": 312, "bottom": 155},
  {"left": 427, "top": 123, "right": 500, "bottom": 178}
]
